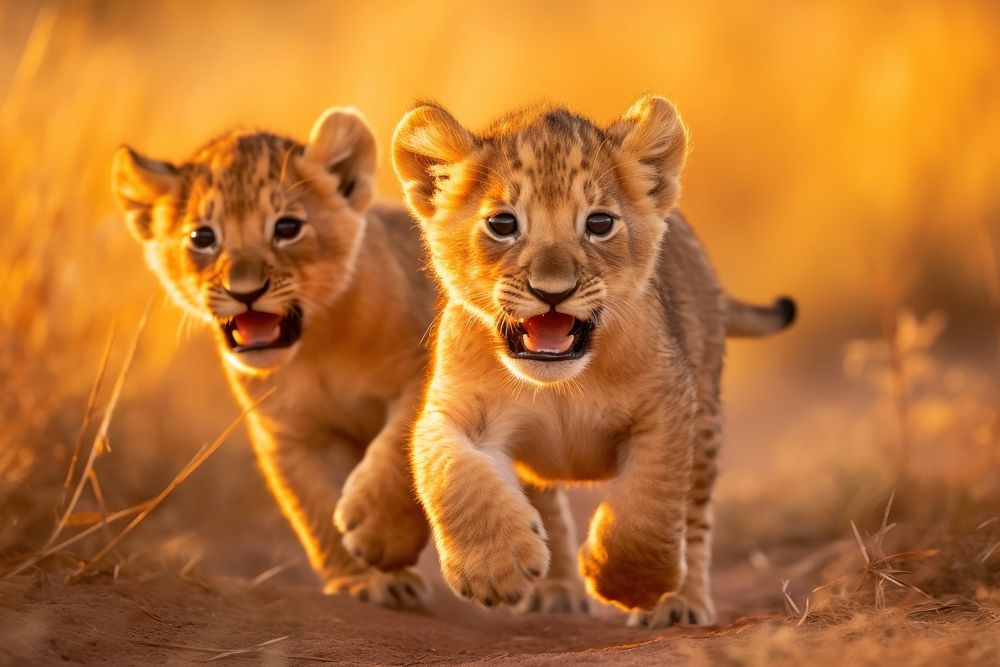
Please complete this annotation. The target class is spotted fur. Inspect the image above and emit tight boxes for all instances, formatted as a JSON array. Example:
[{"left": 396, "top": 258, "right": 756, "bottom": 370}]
[
  {"left": 112, "top": 108, "right": 436, "bottom": 608},
  {"left": 392, "top": 96, "right": 794, "bottom": 625}
]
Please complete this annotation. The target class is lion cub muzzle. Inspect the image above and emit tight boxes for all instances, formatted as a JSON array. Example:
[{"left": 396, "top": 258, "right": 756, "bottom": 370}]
[
  {"left": 498, "top": 244, "right": 602, "bottom": 365},
  {"left": 206, "top": 274, "right": 303, "bottom": 373},
  {"left": 500, "top": 278, "right": 599, "bottom": 363},
  {"left": 207, "top": 256, "right": 302, "bottom": 359}
]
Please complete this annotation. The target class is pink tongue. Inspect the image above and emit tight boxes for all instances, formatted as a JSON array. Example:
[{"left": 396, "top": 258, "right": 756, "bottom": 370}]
[
  {"left": 232, "top": 312, "right": 283, "bottom": 347},
  {"left": 522, "top": 312, "right": 575, "bottom": 354}
]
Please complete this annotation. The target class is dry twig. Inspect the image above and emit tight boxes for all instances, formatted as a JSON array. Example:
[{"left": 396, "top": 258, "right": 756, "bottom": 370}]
[
  {"left": 870, "top": 270, "right": 913, "bottom": 485},
  {"left": 47, "top": 300, "right": 152, "bottom": 553},
  {"left": 249, "top": 557, "right": 301, "bottom": 588},
  {"left": 79, "top": 387, "right": 276, "bottom": 573},
  {"left": 130, "top": 636, "right": 290, "bottom": 662},
  {"left": 59, "top": 325, "right": 116, "bottom": 510},
  {"left": 3, "top": 502, "right": 150, "bottom": 578}
]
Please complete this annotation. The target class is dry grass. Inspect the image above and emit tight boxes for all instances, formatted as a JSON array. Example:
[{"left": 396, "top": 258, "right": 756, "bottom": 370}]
[
  {"left": 716, "top": 306, "right": 1000, "bottom": 660},
  {"left": 1, "top": 308, "right": 274, "bottom": 580},
  {"left": 696, "top": 612, "right": 1000, "bottom": 667}
]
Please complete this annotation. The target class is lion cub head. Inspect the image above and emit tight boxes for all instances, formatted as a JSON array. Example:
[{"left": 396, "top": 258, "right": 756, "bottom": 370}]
[
  {"left": 392, "top": 96, "right": 688, "bottom": 385},
  {"left": 112, "top": 108, "right": 378, "bottom": 374}
]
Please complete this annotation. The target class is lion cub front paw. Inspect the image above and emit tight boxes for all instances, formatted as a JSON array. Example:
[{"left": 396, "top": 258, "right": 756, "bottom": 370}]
[
  {"left": 439, "top": 507, "right": 550, "bottom": 608},
  {"left": 517, "top": 577, "right": 591, "bottom": 614},
  {"left": 334, "top": 461, "right": 429, "bottom": 570},
  {"left": 323, "top": 568, "right": 428, "bottom": 610}
]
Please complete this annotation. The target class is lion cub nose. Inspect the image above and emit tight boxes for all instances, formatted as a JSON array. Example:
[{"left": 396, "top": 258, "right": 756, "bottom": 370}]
[
  {"left": 225, "top": 281, "right": 270, "bottom": 306},
  {"left": 527, "top": 281, "right": 579, "bottom": 307},
  {"left": 223, "top": 255, "right": 269, "bottom": 305}
]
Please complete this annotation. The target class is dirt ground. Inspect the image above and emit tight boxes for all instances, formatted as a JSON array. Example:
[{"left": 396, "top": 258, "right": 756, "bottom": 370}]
[
  {"left": 0, "top": 476, "right": 782, "bottom": 666},
  {"left": 0, "top": 555, "right": 831, "bottom": 665},
  {"left": 0, "top": 570, "right": 697, "bottom": 665},
  {"left": 3, "top": 544, "right": 995, "bottom": 666}
]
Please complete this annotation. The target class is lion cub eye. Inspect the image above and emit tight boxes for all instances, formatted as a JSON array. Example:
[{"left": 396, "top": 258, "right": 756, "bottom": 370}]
[
  {"left": 586, "top": 212, "right": 615, "bottom": 238},
  {"left": 486, "top": 212, "right": 518, "bottom": 238},
  {"left": 273, "top": 217, "right": 305, "bottom": 243},
  {"left": 188, "top": 226, "right": 218, "bottom": 251}
]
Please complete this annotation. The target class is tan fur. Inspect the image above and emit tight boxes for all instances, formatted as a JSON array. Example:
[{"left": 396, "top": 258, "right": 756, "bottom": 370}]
[
  {"left": 392, "top": 96, "right": 793, "bottom": 625},
  {"left": 112, "top": 108, "right": 436, "bottom": 608}
]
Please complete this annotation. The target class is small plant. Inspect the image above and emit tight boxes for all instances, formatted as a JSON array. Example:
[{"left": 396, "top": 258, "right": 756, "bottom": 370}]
[{"left": 776, "top": 307, "right": 1000, "bottom": 627}]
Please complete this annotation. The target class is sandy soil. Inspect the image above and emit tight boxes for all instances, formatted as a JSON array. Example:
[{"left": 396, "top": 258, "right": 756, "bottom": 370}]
[
  {"left": 4, "top": 448, "right": 995, "bottom": 665},
  {"left": 0, "top": 555, "right": 785, "bottom": 665},
  {"left": 4, "top": 543, "right": 997, "bottom": 666}
]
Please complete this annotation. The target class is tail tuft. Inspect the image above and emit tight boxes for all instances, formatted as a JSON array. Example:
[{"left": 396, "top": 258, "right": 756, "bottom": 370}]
[
  {"left": 725, "top": 296, "right": 797, "bottom": 338},
  {"left": 776, "top": 296, "right": 797, "bottom": 328}
]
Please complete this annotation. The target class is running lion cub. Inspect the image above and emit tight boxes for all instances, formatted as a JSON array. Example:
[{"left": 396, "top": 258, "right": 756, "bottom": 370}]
[
  {"left": 392, "top": 96, "right": 795, "bottom": 625},
  {"left": 112, "top": 108, "right": 435, "bottom": 608}
]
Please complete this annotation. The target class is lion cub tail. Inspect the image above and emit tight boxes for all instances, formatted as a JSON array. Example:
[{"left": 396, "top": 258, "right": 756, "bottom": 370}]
[{"left": 725, "top": 296, "right": 797, "bottom": 338}]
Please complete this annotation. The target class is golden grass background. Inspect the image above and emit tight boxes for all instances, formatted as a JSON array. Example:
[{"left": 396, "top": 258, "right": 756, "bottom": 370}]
[
  {"left": 1, "top": 1, "right": 999, "bottom": 661},
  {"left": 3, "top": 0, "right": 999, "bottom": 387}
]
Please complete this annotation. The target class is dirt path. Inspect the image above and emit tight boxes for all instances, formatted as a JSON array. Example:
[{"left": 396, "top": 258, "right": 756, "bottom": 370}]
[
  {"left": 3, "top": 541, "right": 996, "bottom": 665},
  {"left": 0, "top": 558, "right": 785, "bottom": 665}
]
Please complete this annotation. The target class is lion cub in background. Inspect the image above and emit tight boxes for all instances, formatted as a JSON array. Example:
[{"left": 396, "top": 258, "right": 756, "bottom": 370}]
[
  {"left": 112, "top": 108, "right": 435, "bottom": 608},
  {"left": 392, "top": 96, "right": 795, "bottom": 625}
]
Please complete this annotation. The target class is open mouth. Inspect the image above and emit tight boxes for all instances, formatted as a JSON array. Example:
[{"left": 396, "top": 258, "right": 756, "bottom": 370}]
[
  {"left": 500, "top": 311, "right": 596, "bottom": 361},
  {"left": 221, "top": 304, "right": 303, "bottom": 352}
]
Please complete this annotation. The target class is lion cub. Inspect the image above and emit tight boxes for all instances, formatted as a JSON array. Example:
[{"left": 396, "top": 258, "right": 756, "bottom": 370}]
[
  {"left": 112, "top": 108, "right": 435, "bottom": 607},
  {"left": 391, "top": 96, "right": 795, "bottom": 625}
]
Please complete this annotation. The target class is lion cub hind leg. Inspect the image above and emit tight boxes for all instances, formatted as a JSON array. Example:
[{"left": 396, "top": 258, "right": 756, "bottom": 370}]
[
  {"left": 252, "top": 430, "right": 429, "bottom": 609},
  {"left": 578, "top": 400, "right": 694, "bottom": 612},
  {"left": 627, "top": 508, "right": 716, "bottom": 627},
  {"left": 518, "top": 485, "right": 590, "bottom": 614},
  {"left": 630, "top": 406, "right": 720, "bottom": 627}
]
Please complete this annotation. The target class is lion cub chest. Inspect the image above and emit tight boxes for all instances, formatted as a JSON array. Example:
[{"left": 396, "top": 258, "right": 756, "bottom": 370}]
[
  {"left": 508, "top": 395, "right": 631, "bottom": 484},
  {"left": 235, "top": 351, "right": 398, "bottom": 448}
]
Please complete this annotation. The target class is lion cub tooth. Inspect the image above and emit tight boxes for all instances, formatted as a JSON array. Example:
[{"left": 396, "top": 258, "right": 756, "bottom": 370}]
[{"left": 523, "top": 333, "right": 574, "bottom": 354}]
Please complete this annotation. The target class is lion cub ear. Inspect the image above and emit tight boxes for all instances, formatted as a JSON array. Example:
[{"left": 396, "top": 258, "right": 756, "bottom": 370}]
[
  {"left": 391, "top": 103, "right": 474, "bottom": 220},
  {"left": 610, "top": 95, "right": 689, "bottom": 217},
  {"left": 303, "top": 107, "right": 378, "bottom": 212},
  {"left": 111, "top": 146, "right": 180, "bottom": 241}
]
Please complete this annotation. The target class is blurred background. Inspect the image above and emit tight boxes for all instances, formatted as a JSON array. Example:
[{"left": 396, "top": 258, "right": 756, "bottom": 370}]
[{"left": 1, "top": 0, "right": 998, "bottom": 603}]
